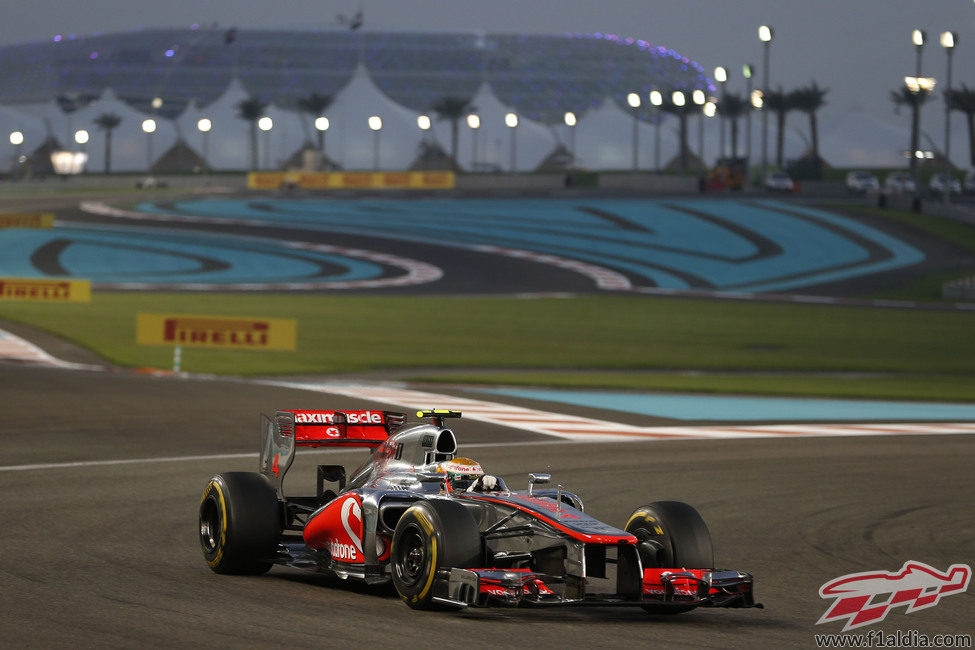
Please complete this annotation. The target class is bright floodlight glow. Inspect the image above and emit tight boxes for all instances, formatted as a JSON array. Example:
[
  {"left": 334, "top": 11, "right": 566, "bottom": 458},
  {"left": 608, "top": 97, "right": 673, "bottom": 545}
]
[
  {"left": 704, "top": 102, "right": 717, "bottom": 118},
  {"left": 672, "top": 91, "right": 686, "bottom": 107},
  {"left": 627, "top": 92, "right": 641, "bottom": 108},
  {"left": 197, "top": 118, "right": 212, "bottom": 133},
  {"left": 904, "top": 76, "right": 936, "bottom": 93},
  {"left": 941, "top": 31, "right": 956, "bottom": 49},
  {"left": 649, "top": 90, "right": 662, "bottom": 106},
  {"left": 315, "top": 116, "right": 330, "bottom": 131},
  {"left": 692, "top": 89, "right": 706, "bottom": 105},
  {"left": 258, "top": 116, "right": 273, "bottom": 131},
  {"left": 751, "top": 90, "right": 764, "bottom": 109},
  {"left": 759, "top": 25, "right": 773, "bottom": 43},
  {"left": 564, "top": 111, "right": 577, "bottom": 127},
  {"left": 416, "top": 115, "right": 431, "bottom": 130},
  {"left": 467, "top": 114, "right": 480, "bottom": 129},
  {"left": 505, "top": 112, "right": 518, "bottom": 128},
  {"left": 714, "top": 66, "right": 727, "bottom": 83},
  {"left": 9, "top": 131, "right": 23, "bottom": 145},
  {"left": 912, "top": 29, "right": 925, "bottom": 47},
  {"left": 142, "top": 119, "right": 156, "bottom": 134},
  {"left": 368, "top": 115, "right": 382, "bottom": 131},
  {"left": 74, "top": 129, "right": 89, "bottom": 145}
]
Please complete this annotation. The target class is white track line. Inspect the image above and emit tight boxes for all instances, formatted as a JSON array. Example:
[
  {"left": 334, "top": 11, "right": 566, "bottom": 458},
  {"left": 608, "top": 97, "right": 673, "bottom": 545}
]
[{"left": 0, "top": 440, "right": 577, "bottom": 473}]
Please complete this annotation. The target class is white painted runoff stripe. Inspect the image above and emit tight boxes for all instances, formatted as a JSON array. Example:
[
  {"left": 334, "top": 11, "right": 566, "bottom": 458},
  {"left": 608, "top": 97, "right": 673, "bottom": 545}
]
[
  {"left": 263, "top": 382, "right": 975, "bottom": 442},
  {"left": 0, "top": 328, "right": 102, "bottom": 370}
]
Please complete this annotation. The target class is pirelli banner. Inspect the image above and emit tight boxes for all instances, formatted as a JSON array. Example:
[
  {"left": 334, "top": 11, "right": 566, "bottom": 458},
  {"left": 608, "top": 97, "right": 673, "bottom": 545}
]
[
  {"left": 137, "top": 313, "right": 297, "bottom": 351},
  {"left": 0, "top": 212, "right": 55, "bottom": 229},
  {"left": 0, "top": 278, "right": 91, "bottom": 303},
  {"left": 247, "top": 170, "right": 455, "bottom": 191}
]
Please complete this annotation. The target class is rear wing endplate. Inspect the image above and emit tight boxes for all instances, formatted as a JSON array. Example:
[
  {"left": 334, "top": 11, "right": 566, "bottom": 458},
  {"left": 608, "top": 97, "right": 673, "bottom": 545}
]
[{"left": 259, "top": 409, "right": 407, "bottom": 497}]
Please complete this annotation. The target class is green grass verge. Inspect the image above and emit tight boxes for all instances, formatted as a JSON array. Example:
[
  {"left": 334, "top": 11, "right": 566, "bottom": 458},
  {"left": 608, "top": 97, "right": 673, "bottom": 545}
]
[{"left": 1, "top": 292, "right": 973, "bottom": 401}]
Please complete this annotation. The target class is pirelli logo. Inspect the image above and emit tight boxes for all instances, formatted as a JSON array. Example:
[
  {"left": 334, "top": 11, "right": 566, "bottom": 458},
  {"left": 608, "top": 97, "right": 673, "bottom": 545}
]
[
  {"left": 0, "top": 213, "right": 55, "bottom": 229},
  {"left": 136, "top": 313, "right": 297, "bottom": 351},
  {"left": 0, "top": 278, "right": 91, "bottom": 303}
]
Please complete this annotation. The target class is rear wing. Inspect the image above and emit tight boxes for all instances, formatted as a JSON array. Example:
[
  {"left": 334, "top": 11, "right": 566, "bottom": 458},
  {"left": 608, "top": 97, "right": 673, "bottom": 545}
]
[{"left": 259, "top": 409, "right": 407, "bottom": 497}]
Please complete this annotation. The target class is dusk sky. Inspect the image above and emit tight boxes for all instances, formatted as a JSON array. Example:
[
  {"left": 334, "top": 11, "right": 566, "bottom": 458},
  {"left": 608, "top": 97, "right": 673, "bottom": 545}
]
[{"left": 3, "top": 1, "right": 975, "bottom": 165}]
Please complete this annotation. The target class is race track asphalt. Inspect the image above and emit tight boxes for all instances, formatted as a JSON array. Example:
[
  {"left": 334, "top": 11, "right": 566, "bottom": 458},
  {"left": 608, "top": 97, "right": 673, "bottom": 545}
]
[{"left": 1, "top": 363, "right": 972, "bottom": 648}]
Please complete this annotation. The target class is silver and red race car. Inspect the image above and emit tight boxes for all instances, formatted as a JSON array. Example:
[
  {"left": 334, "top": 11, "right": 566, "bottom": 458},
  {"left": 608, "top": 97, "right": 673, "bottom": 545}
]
[{"left": 199, "top": 408, "right": 760, "bottom": 612}]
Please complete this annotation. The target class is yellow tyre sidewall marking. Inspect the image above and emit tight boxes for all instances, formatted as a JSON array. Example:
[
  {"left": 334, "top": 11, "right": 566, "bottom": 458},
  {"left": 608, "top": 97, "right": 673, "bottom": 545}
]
[
  {"left": 625, "top": 511, "right": 664, "bottom": 535},
  {"left": 201, "top": 480, "right": 228, "bottom": 567}
]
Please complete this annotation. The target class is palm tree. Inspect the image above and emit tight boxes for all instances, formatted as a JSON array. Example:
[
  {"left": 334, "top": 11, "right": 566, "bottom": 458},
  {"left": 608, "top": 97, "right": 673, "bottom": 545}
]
[
  {"left": 236, "top": 96, "right": 268, "bottom": 170},
  {"left": 891, "top": 85, "right": 933, "bottom": 173},
  {"left": 764, "top": 87, "right": 798, "bottom": 167},
  {"left": 947, "top": 85, "right": 975, "bottom": 167},
  {"left": 791, "top": 81, "right": 829, "bottom": 169},
  {"left": 296, "top": 92, "right": 334, "bottom": 159},
  {"left": 660, "top": 99, "right": 693, "bottom": 172},
  {"left": 92, "top": 113, "right": 122, "bottom": 174},
  {"left": 431, "top": 96, "right": 474, "bottom": 166},
  {"left": 718, "top": 93, "right": 747, "bottom": 158}
]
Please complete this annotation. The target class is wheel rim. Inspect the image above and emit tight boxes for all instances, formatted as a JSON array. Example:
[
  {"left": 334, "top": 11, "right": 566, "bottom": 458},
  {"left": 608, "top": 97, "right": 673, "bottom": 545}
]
[
  {"left": 199, "top": 497, "right": 221, "bottom": 554},
  {"left": 396, "top": 525, "right": 426, "bottom": 586},
  {"left": 631, "top": 525, "right": 668, "bottom": 568}
]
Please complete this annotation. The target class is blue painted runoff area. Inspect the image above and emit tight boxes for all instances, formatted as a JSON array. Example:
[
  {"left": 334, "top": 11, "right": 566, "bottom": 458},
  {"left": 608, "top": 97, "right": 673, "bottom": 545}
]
[
  {"left": 482, "top": 388, "right": 975, "bottom": 422},
  {"left": 135, "top": 197, "right": 924, "bottom": 292},
  {"left": 0, "top": 226, "right": 383, "bottom": 284}
]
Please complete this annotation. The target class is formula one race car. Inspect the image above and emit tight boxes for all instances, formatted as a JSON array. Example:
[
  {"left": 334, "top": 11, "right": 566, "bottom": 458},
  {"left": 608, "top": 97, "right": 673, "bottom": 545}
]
[{"left": 199, "top": 409, "right": 760, "bottom": 612}]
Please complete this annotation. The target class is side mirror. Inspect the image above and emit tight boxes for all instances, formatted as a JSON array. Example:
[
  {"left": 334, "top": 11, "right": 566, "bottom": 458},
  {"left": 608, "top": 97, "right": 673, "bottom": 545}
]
[{"left": 528, "top": 472, "right": 551, "bottom": 495}]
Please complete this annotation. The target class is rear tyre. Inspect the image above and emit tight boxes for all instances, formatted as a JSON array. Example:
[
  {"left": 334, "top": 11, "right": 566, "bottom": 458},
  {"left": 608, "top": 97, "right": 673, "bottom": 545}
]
[
  {"left": 391, "top": 500, "right": 481, "bottom": 610},
  {"left": 199, "top": 472, "right": 281, "bottom": 575},
  {"left": 625, "top": 501, "right": 713, "bottom": 614}
]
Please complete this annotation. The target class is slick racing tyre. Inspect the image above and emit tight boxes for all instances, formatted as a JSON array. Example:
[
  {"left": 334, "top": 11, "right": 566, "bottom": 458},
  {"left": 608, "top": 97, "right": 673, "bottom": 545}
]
[
  {"left": 625, "top": 501, "right": 714, "bottom": 614},
  {"left": 391, "top": 500, "right": 481, "bottom": 610},
  {"left": 199, "top": 472, "right": 281, "bottom": 575}
]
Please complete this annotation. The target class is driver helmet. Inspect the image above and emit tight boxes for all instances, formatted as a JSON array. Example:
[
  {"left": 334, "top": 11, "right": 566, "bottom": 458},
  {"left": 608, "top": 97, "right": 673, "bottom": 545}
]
[{"left": 437, "top": 457, "right": 484, "bottom": 492}]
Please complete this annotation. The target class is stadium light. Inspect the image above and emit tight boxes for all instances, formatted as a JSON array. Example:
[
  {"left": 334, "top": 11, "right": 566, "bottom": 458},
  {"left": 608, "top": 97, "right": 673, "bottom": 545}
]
[
  {"left": 627, "top": 93, "right": 641, "bottom": 170},
  {"left": 141, "top": 118, "right": 156, "bottom": 173},
  {"left": 368, "top": 115, "right": 382, "bottom": 170},
  {"left": 941, "top": 31, "right": 958, "bottom": 203},
  {"left": 759, "top": 25, "right": 774, "bottom": 187},
  {"left": 197, "top": 118, "right": 212, "bottom": 173},
  {"left": 467, "top": 114, "right": 480, "bottom": 170},
  {"left": 649, "top": 90, "right": 662, "bottom": 171},
  {"left": 505, "top": 113, "right": 518, "bottom": 172}
]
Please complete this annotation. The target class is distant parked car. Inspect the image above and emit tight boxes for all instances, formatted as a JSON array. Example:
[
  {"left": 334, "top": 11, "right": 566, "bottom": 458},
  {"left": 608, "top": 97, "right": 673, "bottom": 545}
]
[
  {"left": 764, "top": 171, "right": 795, "bottom": 192},
  {"left": 928, "top": 173, "right": 961, "bottom": 195},
  {"left": 845, "top": 170, "right": 880, "bottom": 193},
  {"left": 963, "top": 170, "right": 975, "bottom": 194},
  {"left": 884, "top": 171, "right": 917, "bottom": 194}
]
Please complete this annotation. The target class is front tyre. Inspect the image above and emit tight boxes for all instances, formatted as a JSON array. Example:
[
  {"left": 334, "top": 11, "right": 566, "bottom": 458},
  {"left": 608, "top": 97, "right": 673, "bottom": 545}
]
[
  {"left": 390, "top": 500, "right": 481, "bottom": 610},
  {"left": 199, "top": 472, "right": 281, "bottom": 575},
  {"left": 625, "top": 501, "right": 714, "bottom": 614}
]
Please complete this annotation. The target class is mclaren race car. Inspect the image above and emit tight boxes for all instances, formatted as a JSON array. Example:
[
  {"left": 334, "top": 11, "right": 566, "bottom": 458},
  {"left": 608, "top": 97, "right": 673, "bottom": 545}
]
[{"left": 199, "top": 409, "right": 760, "bottom": 612}]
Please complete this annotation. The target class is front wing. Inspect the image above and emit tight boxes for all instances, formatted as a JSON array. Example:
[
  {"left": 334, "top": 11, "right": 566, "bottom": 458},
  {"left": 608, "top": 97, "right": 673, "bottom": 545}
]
[{"left": 438, "top": 567, "right": 761, "bottom": 609}]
